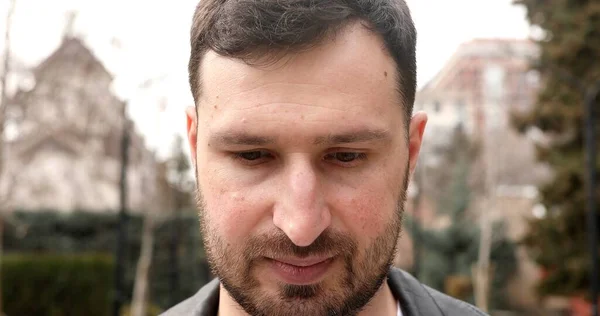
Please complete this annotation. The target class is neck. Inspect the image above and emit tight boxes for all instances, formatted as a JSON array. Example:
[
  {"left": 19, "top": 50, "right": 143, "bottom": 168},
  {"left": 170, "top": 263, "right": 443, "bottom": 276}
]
[
  {"left": 357, "top": 281, "right": 397, "bottom": 316},
  {"left": 217, "top": 284, "right": 247, "bottom": 316},
  {"left": 217, "top": 281, "right": 397, "bottom": 316}
]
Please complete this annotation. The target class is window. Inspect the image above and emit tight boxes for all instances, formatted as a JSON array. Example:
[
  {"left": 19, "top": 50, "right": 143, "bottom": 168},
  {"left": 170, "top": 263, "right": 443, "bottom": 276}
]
[
  {"left": 483, "top": 65, "right": 505, "bottom": 103},
  {"left": 456, "top": 100, "right": 466, "bottom": 123},
  {"left": 433, "top": 101, "right": 441, "bottom": 113},
  {"left": 526, "top": 70, "right": 540, "bottom": 86}
]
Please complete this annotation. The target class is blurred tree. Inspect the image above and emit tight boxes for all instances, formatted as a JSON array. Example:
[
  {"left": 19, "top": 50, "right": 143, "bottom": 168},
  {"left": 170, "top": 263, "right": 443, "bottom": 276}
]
[
  {"left": 406, "top": 128, "right": 518, "bottom": 309},
  {"left": 131, "top": 151, "right": 161, "bottom": 316},
  {"left": 512, "top": 0, "right": 600, "bottom": 298},
  {"left": 0, "top": 1, "right": 17, "bottom": 314},
  {"left": 166, "top": 134, "right": 195, "bottom": 308},
  {"left": 166, "top": 134, "right": 195, "bottom": 209},
  {"left": 131, "top": 133, "right": 196, "bottom": 315}
]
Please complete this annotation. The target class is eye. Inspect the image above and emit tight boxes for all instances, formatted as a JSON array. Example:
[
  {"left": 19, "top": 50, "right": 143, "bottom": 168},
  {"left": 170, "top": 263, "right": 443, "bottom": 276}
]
[
  {"left": 238, "top": 151, "right": 265, "bottom": 160},
  {"left": 233, "top": 150, "right": 274, "bottom": 165},
  {"left": 324, "top": 152, "right": 367, "bottom": 166},
  {"left": 334, "top": 152, "right": 361, "bottom": 162}
]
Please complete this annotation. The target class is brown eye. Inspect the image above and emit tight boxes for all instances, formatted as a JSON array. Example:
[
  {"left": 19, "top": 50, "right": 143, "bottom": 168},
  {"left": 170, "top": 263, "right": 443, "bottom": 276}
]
[
  {"left": 334, "top": 152, "right": 361, "bottom": 162},
  {"left": 324, "top": 152, "right": 368, "bottom": 166},
  {"left": 238, "top": 151, "right": 265, "bottom": 161},
  {"left": 233, "top": 150, "right": 274, "bottom": 166}
]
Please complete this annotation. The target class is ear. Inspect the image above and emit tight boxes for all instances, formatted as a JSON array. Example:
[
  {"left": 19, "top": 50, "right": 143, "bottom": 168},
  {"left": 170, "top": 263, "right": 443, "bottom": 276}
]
[
  {"left": 407, "top": 111, "right": 428, "bottom": 175},
  {"left": 186, "top": 106, "right": 198, "bottom": 166}
]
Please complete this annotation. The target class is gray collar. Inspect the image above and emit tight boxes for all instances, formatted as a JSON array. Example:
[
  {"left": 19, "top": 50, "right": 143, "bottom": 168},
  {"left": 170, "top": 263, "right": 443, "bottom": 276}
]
[{"left": 161, "top": 267, "right": 486, "bottom": 316}]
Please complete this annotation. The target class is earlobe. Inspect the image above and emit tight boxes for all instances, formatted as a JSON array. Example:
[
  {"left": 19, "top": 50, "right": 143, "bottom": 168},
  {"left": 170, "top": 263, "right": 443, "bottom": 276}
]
[
  {"left": 186, "top": 106, "right": 198, "bottom": 166},
  {"left": 407, "top": 111, "right": 428, "bottom": 175}
]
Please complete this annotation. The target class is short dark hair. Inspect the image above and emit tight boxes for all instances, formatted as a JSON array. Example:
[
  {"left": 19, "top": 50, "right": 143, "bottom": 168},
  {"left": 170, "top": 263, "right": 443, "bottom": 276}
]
[{"left": 189, "top": 0, "right": 417, "bottom": 122}]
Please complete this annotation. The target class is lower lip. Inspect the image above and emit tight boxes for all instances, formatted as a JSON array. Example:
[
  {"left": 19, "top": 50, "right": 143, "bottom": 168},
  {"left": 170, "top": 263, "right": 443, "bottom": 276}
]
[{"left": 268, "top": 258, "right": 334, "bottom": 285}]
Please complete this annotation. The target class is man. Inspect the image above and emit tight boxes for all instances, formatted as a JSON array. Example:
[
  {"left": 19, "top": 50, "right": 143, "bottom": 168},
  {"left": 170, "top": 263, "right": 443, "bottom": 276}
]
[{"left": 164, "top": 0, "right": 487, "bottom": 315}]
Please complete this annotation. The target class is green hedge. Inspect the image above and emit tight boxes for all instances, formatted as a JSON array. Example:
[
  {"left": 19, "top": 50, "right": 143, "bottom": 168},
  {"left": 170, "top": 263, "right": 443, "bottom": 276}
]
[
  {"left": 2, "top": 253, "right": 114, "bottom": 316},
  {"left": 3, "top": 210, "right": 212, "bottom": 310}
]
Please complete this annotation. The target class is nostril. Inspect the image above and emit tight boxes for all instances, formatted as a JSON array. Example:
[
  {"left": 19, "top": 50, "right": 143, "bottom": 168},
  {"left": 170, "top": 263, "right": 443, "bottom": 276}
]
[{"left": 272, "top": 205, "right": 332, "bottom": 248}]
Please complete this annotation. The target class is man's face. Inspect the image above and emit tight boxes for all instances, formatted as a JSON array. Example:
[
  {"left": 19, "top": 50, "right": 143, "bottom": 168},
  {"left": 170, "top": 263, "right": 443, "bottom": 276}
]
[{"left": 186, "top": 23, "right": 427, "bottom": 316}]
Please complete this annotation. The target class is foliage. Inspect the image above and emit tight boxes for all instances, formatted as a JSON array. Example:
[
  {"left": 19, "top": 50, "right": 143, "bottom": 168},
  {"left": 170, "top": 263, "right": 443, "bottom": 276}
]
[
  {"left": 120, "top": 303, "right": 163, "bottom": 316},
  {"left": 406, "top": 128, "right": 518, "bottom": 309},
  {"left": 2, "top": 253, "right": 114, "bottom": 316},
  {"left": 2, "top": 210, "right": 211, "bottom": 311},
  {"left": 161, "top": 134, "right": 197, "bottom": 307},
  {"left": 512, "top": 0, "right": 600, "bottom": 298},
  {"left": 166, "top": 134, "right": 195, "bottom": 209}
]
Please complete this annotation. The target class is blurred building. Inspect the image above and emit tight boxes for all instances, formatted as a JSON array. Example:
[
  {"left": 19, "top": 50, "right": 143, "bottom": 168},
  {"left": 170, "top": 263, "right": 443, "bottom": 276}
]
[
  {"left": 398, "top": 39, "right": 550, "bottom": 311},
  {"left": 3, "top": 36, "right": 159, "bottom": 213},
  {"left": 409, "top": 37, "right": 547, "bottom": 213},
  {"left": 416, "top": 39, "right": 539, "bottom": 137},
  {"left": 415, "top": 39, "right": 548, "bottom": 182}
]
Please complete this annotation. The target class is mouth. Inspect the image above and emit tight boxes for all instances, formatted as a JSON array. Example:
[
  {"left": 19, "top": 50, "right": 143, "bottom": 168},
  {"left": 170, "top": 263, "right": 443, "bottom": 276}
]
[{"left": 266, "top": 256, "right": 335, "bottom": 285}]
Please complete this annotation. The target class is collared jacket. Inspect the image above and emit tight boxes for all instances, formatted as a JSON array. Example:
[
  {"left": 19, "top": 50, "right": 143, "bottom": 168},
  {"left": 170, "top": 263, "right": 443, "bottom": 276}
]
[{"left": 161, "top": 267, "right": 488, "bottom": 316}]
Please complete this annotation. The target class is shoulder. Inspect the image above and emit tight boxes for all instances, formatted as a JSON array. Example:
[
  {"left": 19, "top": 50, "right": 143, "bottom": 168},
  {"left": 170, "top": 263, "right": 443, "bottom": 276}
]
[
  {"left": 389, "top": 268, "right": 488, "bottom": 316},
  {"left": 161, "top": 295, "right": 199, "bottom": 316},
  {"left": 422, "top": 283, "right": 489, "bottom": 316},
  {"left": 160, "top": 278, "right": 220, "bottom": 316}
]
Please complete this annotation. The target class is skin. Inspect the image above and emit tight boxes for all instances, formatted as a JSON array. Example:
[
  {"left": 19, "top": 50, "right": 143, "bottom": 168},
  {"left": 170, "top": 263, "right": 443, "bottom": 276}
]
[{"left": 186, "top": 21, "right": 427, "bottom": 316}]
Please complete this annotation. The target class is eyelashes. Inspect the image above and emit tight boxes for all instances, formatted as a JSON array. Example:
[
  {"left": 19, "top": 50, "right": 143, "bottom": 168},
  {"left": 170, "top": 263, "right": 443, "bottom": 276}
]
[{"left": 231, "top": 150, "right": 368, "bottom": 167}]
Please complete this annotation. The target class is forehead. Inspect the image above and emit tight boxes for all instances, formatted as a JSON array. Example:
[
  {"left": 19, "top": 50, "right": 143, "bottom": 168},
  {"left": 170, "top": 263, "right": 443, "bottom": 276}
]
[{"left": 197, "top": 22, "right": 405, "bottom": 132}]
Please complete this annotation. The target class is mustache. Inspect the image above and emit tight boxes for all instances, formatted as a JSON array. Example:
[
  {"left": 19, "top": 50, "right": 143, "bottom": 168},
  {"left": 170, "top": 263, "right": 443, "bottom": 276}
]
[{"left": 243, "top": 229, "right": 357, "bottom": 260}]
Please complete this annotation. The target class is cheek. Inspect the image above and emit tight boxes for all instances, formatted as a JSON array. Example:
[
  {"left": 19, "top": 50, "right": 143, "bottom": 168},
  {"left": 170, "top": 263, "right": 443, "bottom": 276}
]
[
  {"left": 341, "top": 188, "right": 395, "bottom": 236},
  {"left": 199, "top": 168, "right": 271, "bottom": 242},
  {"left": 333, "top": 161, "right": 406, "bottom": 239}
]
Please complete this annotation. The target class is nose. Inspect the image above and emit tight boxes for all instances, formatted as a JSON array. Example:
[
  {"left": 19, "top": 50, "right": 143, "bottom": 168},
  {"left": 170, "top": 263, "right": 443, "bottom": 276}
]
[{"left": 272, "top": 158, "right": 331, "bottom": 247}]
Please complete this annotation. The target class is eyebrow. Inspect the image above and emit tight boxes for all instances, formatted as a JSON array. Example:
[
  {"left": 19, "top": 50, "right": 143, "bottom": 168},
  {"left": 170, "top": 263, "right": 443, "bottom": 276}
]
[
  {"left": 209, "top": 128, "right": 391, "bottom": 147},
  {"left": 313, "top": 129, "right": 391, "bottom": 145},
  {"left": 210, "top": 132, "right": 277, "bottom": 146}
]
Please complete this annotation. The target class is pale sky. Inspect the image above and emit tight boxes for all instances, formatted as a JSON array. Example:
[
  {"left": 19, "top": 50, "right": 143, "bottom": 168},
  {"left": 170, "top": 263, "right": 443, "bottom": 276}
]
[{"left": 0, "top": 0, "right": 531, "bottom": 159}]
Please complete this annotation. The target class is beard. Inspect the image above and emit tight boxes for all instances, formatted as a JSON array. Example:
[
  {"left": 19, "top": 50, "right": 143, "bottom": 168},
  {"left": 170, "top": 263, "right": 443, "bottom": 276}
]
[{"left": 195, "top": 168, "right": 409, "bottom": 316}]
